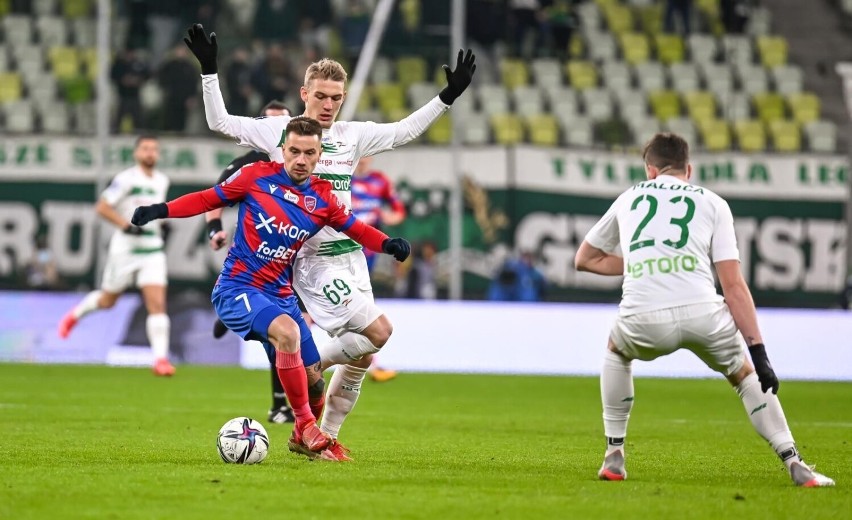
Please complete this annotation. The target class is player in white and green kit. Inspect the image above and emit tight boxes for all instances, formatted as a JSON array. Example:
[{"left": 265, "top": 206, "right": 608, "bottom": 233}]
[
  {"left": 184, "top": 24, "right": 475, "bottom": 460},
  {"left": 575, "top": 133, "right": 833, "bottom": 487},
  {"left": 58, "top": 135, "right": 175, "bottom": 377}
]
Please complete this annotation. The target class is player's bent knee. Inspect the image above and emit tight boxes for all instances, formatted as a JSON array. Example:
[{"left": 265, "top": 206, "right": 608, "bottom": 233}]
[
  {"left": 363, "top": 314, "right": 393, "bottom": 348},
  {"left": 268, "top": 315, "right": 301, "bottom": 353}
]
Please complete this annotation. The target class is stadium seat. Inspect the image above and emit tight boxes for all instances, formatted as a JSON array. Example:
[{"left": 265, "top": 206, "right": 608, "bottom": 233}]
[
  {"left": 757, "top": 35, "right": 788, "bottom": 68},
  {"left": 768, "top": 120, "right": 801, "bottom": 152},
  {"left": 61, "top": 0, "right": 92, "bottom": 18},
  {"left": 621, "top": 32, "right": 651, "bottom": 65},
  {"left": 372, "top": 83, "right": 406, "bottom": 118},
  {"left": 2, "top": 15, "right": 33, "bottom": 46},
  {"left": 771, "top": 65, "right": 804, "bottom": 95},
  {"left": 787, "top": 92, "right": 820, "bottom": 124},
  {"left": 688, "top": 34, "right": 718, "bottom": 64},
  {"left": 549, "top": 87, "right": 580, "bottom": 121},
  {"left": 582, "top": 88, "right": 614, "bottom": 121},
  {"left": 34, "top": 0, "right": 58, "bottom": 16},
  {"left": 478, "top": 84, "right": 510, "bottom": 116},
  {"left": 561, "top": 115, "right": 594, "bottom": 147},
  {"left": 602, "top": 61, "right": 633, "bottom": 93},
  {"left": 0, "top": 49, "right": 9, "bottom": 73},
  {"left": 702, "top": 63, "right": 733, "bottom": 100},
  {"left": 649, "top": 90, "right": 681, "bottom": 121},
  {"left": 61, "top": 75, "right": 92, "bottom": 103},
  {"left": 635, "top": 61, "right": 666, "bottom": 92},
  {"left": 804, "top": 120, "right": 837, "bottom": 153},
  {"left": 491, "top": 113, "right": 525, "bottom": 145},
  {"left": 512, "top": 85, "right": 545, "bottom": 116},
  {"left": 630, "top": 117, "right": 661, "bottom": 147},
  {"left": 721, "top": 92, "right": 752, "bottom": 121},
  {"left": 0, "top": 72, "right": 22, "bottom": 103},
  {"left": 665, "top": 117, "right": 698, "bottom": 146},
  {"left": 28, "top": 75, "right": 57, "bottom": 110},
  {"left": 753, "top": 92, "right": 785, "bottom": 123},
  {"left": 684, "top": 91, "right": 716, "bottom": 124},
  {"left": 669, "top": 62, "right": 699, "bottom": 93},
  {"left": 369, "top": 56, "right": 394, "bottom": 84},
  {"left": 617, "top": 90, "right": 649, "bottom": 127},
  {"left": 40, "top": 104, "right": 69, "bottom": 133},
  {"left": 746, "top": 6, "right": 772, "bottom": 36},
  {"left": 80, "top": 47, "right": 98, "bottom": 81},
  {"left": 451, "top": 92, "right": 476, "bottom": 117},
  {"left": 49, "top": 46, "right": 81, "bottom": 80},
  {"left": 408, "top": 82, "right": 436, "bottom": 108},
  {"left": 566, "top": 61, "right": 598, "bottom": 90},
  {"left": 396, "top": 56, "right": 426, "bottom": 89},
  {"left": 3, "top": 99, "right": 35, "bottom": 133},
  {"left": 462, "top": 112, "right": 491, "bottom": 145},
  {"left": 500, "top": 58, "right": 529, "bottom": 89},
  {"left": 586, "top": 31, "right": 618, "bottom": 62},
  {"left": 577, "top": 1, "right": 602, "bottom": 32},
  {"left": 733, "top": 119, "right": 767, "bottom": 152},
  {"left": 655, "top": 34, "right": 685, "bottom": 64},
  {"left": 426, "top": 113, "right": 451, "bottom": 144},
  {"left": 722, "top": 35, "right": 755, "bottom": 70},
  {"left": 36, "top": 16, "right": 67, "bottom": 47},
  {"left": 71, "top": 17, "right": 95, "bottom": 46},
  {"left": 525, "top": 114, "right": 560, "bottom": 146},
  {"left": 638, "top": 3, "right": 663, "bottom": 34},
  {"left": 531, "top": 58, "right": 563, "bottom": 89},
  {"left": 698, "top": 119, "right": 732, "bottom": 151},
  {"left": 737, "top": 63, "right": 769, "bottom": 96},
  {"left": 603, "top": 3, "right": 634, "bottom": 35}
]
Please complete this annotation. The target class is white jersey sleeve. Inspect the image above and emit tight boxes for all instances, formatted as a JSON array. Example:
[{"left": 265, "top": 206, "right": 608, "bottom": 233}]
[
  {"left": 710, "top": 197, "right": 739, "bottom": 263},
  {"left": 349, "top": 96, "right": 449, "bottom": 157},
  {"left": 101, "top": 172, "right": 129, "bottom": 206},
  {"left": 584, "top": 197, "right": 623, "bottom": 252},
  {"left": 202, "top": 74, "right": 289, "bottom": 160}
]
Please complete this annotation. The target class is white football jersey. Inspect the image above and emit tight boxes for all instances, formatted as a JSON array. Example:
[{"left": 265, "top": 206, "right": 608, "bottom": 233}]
[
  {"left": 584, "top": 175, "right": 739, "bottom": 315},
  {"left": 101, "top": 166, "right": 170, "bottom": 256}
]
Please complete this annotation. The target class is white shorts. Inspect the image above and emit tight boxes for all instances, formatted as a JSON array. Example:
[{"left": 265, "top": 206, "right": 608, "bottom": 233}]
[
  {"left": 101, "top": 251, "right": 168, "bottom": 293},
  {"left": 609, "top": 301, "right": 747, "bottom": 376},
  {"left": 293, "top": 251, "right": 383, "bottom": 337}
]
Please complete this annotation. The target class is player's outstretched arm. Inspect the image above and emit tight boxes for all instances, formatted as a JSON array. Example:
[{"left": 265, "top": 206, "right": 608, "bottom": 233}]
[
  {"left": 132, "top": 188, "right": 227, "bottom": 226},
  {"left": 184, "top": 23, "right": 285, "bottom": 153},
  {"left": 341, "top": 219, "right": 411, "bottom": 262},
  {"left": 575, "top": 241, "right": 623, "bottom": 276}
]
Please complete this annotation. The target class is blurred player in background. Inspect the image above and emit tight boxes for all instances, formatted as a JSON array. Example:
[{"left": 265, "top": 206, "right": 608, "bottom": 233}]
[
  {"left": 131, "top": 116, "right": 412, "bottom": 460},
  {"left": 575, "top": 133, "right": 834, "bottom": 487},
  {"left": 183, "top": 23, "right": 475, "bottom": 459},
  {"left": 57, "top": 135, "right": 175, "bottom": 377},
  {"left": 205, "top": 100, "right": 296, "bottom": 424},
  {"left": 350, "top": 156, "right": 406, "bottom": 383}
]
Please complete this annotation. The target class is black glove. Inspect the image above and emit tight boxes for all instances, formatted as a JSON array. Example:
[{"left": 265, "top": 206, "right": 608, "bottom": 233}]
[
  {"left": 206, "top": 218, "right": 223, "bottom": 240},
  {"left": 382, "top": 238, "right": 411, "bottom": 262},
  {"left": 748, "top": 343, "right": 779, "bottom": 394},
  {"left": 132, "top": 203, "right": 168, "bottom": 227},
  {"left": 439, "top": 49, "right": 476, "bottom": 105},
  {"left": 123, "top": 224, "right": 145, "bottom": 236},
  {"left": 183, "top": 23, "right": 218, "bottom": 75}
]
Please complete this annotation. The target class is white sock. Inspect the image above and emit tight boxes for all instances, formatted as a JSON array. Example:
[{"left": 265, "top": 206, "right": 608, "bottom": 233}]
[
  {"left": 146, "top": 313, "right": 170, "bottom": 361},
  {"left": 72, "top": 290, "right": 103, "bottom": 319},
  {"left": 320, "top": 364, "right": 368, "bottom": 439},
  {"left": 735, "top": 372, "right": 797, "bottom": 468},
  {"left": 601, "top": 349, "right": 633, "bottom": 450},
  {"left": 319, "top": 332, "right": 379, "bottom": 366}
]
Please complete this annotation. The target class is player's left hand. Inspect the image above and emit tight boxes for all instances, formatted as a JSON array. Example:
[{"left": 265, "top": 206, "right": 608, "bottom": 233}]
[
  {"left": 748, "top": 343, "right": 779, "bottom": 394},
  {"left": 382, "top": 238, "right": 411, "bottom": 262},
  {"left": 439, "top": 49, "right": 476, "bottom": 105},
  {"left": 132, "top": 203, "right": 169, "bottom": 226},
  {"left": 183, "top": 23, "right": 218, "bottom": 75}
]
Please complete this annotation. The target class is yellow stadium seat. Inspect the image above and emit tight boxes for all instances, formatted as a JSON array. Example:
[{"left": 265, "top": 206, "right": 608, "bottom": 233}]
[
  {"left": 0, "top": 0, "right": 9, "bottom": 15},
  {"left": 80, "top": 47, "right": 99, "bottom": 81},
  {"left": 372, "top": 83, "right": 406, "bottom": 118},
  {"left": 734, "top": 120, "right": 766, "bottom": 152},
  {"left": 566, "top": 61, "right": 598, "bottom": 90},
  {"left": 620, "top": 32, "right": 650, "bottom": 65},
  {"left": 603, "top": 3, "right": 634, "bottom": 35},
  {"left": 769, "top": 120, "right": 801, "bottom": 152},
  {"left": 49, "top": 46, "right": 81, "bottom": 80},
  {"left": 639, "top": 4, "right": 664, "bottom": 34},
  {"left": 570, "top": 33, "right": 584, "bottom": 59},
  {"left": 649, "top": 90, "right": 681, "bottom": 121},
  {"left": 753, "top": 92, "right": 785, "bottom": 124},
  {"left": 396, "top": 56, "right": 426, "bottom": 89},
  {"left": 491, "top": 114, "right": 525, "bottom": 145},
  {"left": 655, "top": 34, "right": 685, "bottom": 64},
  {"left": 525, "top": 114, "right": 560, "bottom": 146},
  {"left": 699, "top": 119, "right": 731, "bottom": 151},
  {"left": 0, "top": 72, "right": 23, "bottom": 103},
  {"left": 500, "top": 58, "right": 529, "bottom": 89},
  {"left": 684, "top": 91, "right": 716, "bottom": 124},
  {"left": 426, "top": 113, "right": 452, "bottom": 144},
  {"left": 62, "top": 0, "right": 91, "bottom": 17},
  {"left": 757, "top": 36, "right": 788, "bottom": 68},
  {"left": 787, "top": 92, "right": 820, "bottom": 124}
]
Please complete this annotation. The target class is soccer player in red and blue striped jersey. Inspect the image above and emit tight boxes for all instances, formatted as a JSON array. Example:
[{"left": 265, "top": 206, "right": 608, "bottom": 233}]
[{"left": 131, "top": 117, "right": 411, "bottom": 458}]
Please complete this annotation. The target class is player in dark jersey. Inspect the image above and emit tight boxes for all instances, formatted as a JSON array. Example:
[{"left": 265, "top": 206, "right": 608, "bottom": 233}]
[
  {"left": 131, "top": 116, "right": 411, "bottom": 460},
  {"left": 205, "top": 101, "right": 298, "bottom": 424}
]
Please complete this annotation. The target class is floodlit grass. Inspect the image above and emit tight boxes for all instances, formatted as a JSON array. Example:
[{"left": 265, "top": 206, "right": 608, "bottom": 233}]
[{"left": 1, "top": 364, "right": 849, "bottom": 519}]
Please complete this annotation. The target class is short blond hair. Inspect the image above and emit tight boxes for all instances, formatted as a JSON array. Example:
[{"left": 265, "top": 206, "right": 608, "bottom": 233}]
[{"left": 304, "top": 58, "right": 348, "bottom": 86}]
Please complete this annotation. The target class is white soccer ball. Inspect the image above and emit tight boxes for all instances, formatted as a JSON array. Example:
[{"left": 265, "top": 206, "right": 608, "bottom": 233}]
[{"left": 216, "top": 417, "right": 270, "bottom": 464}]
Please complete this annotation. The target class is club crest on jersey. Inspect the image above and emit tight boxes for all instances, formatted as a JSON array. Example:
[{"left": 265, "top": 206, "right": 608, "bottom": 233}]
[
  {"left": 283, "top": 189, "right": 299, "bottom": 204},
  {"left": 304, "top": 196, "right": 317, "bottom": 212}
]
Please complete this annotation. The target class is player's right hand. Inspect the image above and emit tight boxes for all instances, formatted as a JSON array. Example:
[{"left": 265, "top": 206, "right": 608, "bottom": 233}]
[
  {"left": 748, "top": 343, "right": 780, "bottom": 394},
  {"left": 382, "top": 238, "right": 411, "bottom": 262},
  {"left": 123, "top": 224, "right": 145, "bottom": 236},
  {"left": 439, "top": 49, "right": 476, "bottom": 105},
  {"left": 132, "top": 203, "right": 168, "bottom": 226},
  {"left": 209, "top": 230, "right": 228, "bottom": 250},
  {"left": 183, "top": 23, "right": 218, "bottom": 75}
]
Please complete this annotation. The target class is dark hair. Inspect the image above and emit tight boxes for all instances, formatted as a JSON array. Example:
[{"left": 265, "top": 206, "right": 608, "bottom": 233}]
[
  {"left": 284, "top": 116, "right": 323, "bottom": 142},
  {"left": 260, "top": 100, "right": 290, "bottom": 116},
  {"left": 134, "top": 134, "right": 158, "bottom": 148},
  {"left": 642, "top": 133, "right": 689, "bottom": 173}
]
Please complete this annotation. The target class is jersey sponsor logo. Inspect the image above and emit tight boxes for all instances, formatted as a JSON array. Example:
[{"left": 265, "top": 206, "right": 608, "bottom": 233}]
[
  {"left": 256, "top": 241, "right": 297, "bottom": 263},
  {"left": 316, "top": 173, "right": 351, "bottom": 192},
  {"left": 626, "top": 254, "right": 698, "bottom": 278},
  {"left": 269, "top": 183, "right": 278, "bottom": 194},
  {"left": 284, "top": 189, "right": 299, "bottom": 204},
  {"left": 254, "top": 211, "right": 310, "bottom": 241},
  {"left": 304, "top": 196, "right": 317, "bottom": 213}
]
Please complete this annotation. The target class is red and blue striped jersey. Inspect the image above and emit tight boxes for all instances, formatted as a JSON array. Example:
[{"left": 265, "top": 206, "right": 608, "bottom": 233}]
[
  {"left": 213, "top": 161, "right": 357, "bottom": 297},
  {"left": 350, "top": 170, "right": 405, "bottom": 228}
]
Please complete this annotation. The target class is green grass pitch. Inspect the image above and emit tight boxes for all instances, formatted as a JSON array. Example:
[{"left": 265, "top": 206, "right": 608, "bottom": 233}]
[{"left": 1, "top": 363, "right": 849, "bottom": 519}]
